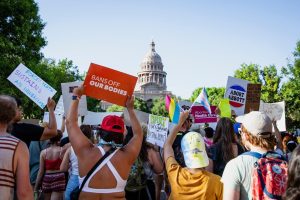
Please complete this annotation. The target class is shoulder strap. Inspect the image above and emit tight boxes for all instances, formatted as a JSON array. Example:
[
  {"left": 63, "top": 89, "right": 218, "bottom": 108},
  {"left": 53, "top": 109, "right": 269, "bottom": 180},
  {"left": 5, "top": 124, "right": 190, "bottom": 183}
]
[
  {"left": 242, "top": 151, "right": 262, "bottom": 159},
  {"left": 78, "top": 148, "right": 116, "bottom": 194}
]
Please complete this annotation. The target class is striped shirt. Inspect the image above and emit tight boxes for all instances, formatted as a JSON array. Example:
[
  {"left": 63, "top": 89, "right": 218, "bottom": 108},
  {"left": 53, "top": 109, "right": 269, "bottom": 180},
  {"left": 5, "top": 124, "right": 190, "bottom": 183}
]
[{"left": 0, "top": 134, "right": 20, "bottom": 200}]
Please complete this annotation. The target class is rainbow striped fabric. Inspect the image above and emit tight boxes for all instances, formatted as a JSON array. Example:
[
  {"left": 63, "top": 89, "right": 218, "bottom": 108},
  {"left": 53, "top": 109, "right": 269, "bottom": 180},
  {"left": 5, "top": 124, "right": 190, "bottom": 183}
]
[{"left": 165, "top": 95, "right": 180, "bottom": 124}]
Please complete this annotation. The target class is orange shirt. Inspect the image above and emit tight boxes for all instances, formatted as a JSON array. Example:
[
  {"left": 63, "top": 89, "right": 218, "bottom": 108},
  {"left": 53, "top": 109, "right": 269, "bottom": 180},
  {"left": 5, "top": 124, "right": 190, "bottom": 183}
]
[{"left": 166, "top": 156, "right": 223, "bottom": 200}]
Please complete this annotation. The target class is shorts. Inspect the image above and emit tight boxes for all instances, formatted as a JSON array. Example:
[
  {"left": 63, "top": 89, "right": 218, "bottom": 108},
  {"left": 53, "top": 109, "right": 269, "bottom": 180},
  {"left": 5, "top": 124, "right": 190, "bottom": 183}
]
[{"left": 42, "top": 172, "right": 66, "bottom": 193}]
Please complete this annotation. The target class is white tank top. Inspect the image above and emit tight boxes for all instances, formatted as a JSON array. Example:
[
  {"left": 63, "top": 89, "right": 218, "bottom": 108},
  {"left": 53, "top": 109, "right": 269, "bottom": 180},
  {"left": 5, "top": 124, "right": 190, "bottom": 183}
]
[{"left": 70, "top": 147, "right": 79, "bottom": 175}]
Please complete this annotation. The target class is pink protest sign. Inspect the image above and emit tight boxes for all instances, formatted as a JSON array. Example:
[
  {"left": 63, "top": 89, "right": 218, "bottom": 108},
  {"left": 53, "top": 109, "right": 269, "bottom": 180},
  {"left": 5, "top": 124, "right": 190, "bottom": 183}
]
[{"left": 191, "top": 106, "right": 217, "bottom": 123}]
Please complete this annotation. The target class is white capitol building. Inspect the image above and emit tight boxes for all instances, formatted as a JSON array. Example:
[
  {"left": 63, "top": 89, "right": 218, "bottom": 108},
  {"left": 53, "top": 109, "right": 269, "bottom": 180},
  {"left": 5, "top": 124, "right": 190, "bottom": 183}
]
[{"left": 134, "top": 41, "right": 171, "bottom": 101}]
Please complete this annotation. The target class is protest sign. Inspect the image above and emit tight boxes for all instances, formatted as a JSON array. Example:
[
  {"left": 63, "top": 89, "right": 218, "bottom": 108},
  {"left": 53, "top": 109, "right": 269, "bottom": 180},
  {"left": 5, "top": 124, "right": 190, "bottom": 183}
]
[
  {"left": 7, "top": 63, "right": 56, "bottom": 108},
  {"left": 259, "top": 101, "right": 286, "bottom": 131},
  {"left": 43, "top": 112, "right": 63, "bottom": 131},
  {"left": 146, "top": 114, "right": 169, "bottom": 147},
  {"left": 83, "top": 63, "right": 138, "bottom": 106},
  {"left": 61, "top": 81, "right": 88, "bottom": 116},
  {"left": 191, "top": 106, "right": 217, "bottom": 123},
  {"left": 54, "top": 95, "right": 64, "bottom": 115},
  {"left": 224, "top": 76, "right": 249, "bottom": 116},
  {"left": 83, "top": 111, "right": 123, "bottom": 125},
  {"left": 218, "top": 98, "right": 231, "bottom": 118}
]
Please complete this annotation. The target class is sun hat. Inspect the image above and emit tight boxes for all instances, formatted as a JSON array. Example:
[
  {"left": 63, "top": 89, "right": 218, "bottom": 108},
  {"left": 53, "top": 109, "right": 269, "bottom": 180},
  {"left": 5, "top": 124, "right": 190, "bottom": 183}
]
[
  {"left": 235, "top": 111, "right": 273, "bottom": 138},
  {"left": 101, "top": 115, "right": 124, "bottom": 134},
  {"left": 181, "top": 132, "right": 209, "bottom": 169}
]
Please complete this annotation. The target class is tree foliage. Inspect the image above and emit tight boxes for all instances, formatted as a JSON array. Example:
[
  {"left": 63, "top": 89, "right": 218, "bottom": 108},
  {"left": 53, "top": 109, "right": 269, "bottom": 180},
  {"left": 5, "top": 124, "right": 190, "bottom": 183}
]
[
  {"left": 280, "top": 41, "right": 300, "bottom": 128},
  {"left": 151, "top": 97, "right": 168, "bottom": 117},
  {"left": 234, "top": 63, "right": 262, "bottom": 84},
  {"left": 234, "top": 63, "right": 282, "bottom": 103},
  {"left": 106, "top": 104, "right": 124, "bottom": 112}
]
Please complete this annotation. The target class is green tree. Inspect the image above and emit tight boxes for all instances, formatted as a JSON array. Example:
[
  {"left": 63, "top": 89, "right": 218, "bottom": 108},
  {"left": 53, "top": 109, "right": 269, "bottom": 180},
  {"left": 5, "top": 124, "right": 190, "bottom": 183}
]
[
  {"left": 260, "top": 65, "right": 281, "bottom": 103},
  {"left": 0, "top": 0, "right": 47, "bottom": 118},
  {"left": 234, "top": 63, "right": 282, "bottom": 103},
  {"left": 151, "top": 97, "right": 168, "bottom": 117},
  {"left": 134, "top": 98, "right": 149, "bottom": 112},
  {"left": 234, "top": 63, "right": 262, "bottom": 84},
  {"left": 281, "top": 41, "right": 300, "bottom": 128},
  {"left": 106, "top": 104, "right": 124, "bottom": 112}
]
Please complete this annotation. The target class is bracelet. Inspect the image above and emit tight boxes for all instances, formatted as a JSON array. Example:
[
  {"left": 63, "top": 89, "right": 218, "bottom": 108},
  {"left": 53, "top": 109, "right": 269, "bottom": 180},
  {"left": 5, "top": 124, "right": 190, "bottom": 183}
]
[{"left": 72, "top": 95, "right": 80, "bottom": 100}]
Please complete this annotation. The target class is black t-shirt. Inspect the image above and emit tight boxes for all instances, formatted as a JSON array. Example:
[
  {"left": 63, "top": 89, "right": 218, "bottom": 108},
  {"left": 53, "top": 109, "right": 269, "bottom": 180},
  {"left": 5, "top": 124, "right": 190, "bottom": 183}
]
[{"left": 11, "top": 123, "right": 44, "bottom": 147}]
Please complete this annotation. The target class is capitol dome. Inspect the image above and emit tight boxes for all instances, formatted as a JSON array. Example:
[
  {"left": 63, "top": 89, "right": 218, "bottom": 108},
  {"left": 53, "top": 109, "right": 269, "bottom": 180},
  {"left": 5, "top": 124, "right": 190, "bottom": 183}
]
[
  {"left": 134, "top": 41, "right": 170, "bottom": 101},
  {"left": 142, "top": 41, "right": 162, "bottom": 64}
]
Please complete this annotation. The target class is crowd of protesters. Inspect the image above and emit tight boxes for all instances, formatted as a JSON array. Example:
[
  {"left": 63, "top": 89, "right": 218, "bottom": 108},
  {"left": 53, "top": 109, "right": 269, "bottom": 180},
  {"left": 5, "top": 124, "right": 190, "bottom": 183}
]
[{"left": 0, "top": 89, "right": 300, "bottom": 200}]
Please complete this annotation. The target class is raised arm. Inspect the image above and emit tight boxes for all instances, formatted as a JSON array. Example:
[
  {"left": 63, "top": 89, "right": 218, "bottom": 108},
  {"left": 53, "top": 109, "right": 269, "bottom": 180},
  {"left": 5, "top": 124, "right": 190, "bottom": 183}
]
[
  {"left": 66, "top": 86, "right": 93, "bottom": 159},
  {"left": 163, "top": 111, "right": 189, "bottom": 162},
  {"left": 273, "top": 121, "right": 283, "bottom": 151},
  {"left": 123, "top": 96, "right": 143, "bottom": 164},
  {"left": 40, "top": 98, "right": 58, "bottom": 140}
]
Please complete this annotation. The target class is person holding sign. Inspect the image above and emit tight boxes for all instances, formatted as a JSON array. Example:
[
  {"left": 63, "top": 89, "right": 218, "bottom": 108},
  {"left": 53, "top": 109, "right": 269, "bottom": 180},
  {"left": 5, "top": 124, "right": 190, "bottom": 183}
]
[
  {"left": 164, "top": 111, "right": 223, "bottom": 199},
  {"left": 66, "top": 85, "right": 143, "bottom": 200},
  {"left": 9, "top": 97, "right": 58, "bottom": 147}
]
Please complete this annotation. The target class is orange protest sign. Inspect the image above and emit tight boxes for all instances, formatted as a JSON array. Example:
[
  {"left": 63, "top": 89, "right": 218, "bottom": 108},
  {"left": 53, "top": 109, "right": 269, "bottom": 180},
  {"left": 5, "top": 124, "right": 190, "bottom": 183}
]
[{"left": 83, "top": 63, "right": 138, "bottom": 106}]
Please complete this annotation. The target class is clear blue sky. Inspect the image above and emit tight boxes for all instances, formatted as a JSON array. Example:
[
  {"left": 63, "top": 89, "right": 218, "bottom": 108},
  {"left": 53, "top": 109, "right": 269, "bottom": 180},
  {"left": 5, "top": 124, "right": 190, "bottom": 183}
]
[{"left": 36, "top": 0, "right": 300, "bottom": 99}]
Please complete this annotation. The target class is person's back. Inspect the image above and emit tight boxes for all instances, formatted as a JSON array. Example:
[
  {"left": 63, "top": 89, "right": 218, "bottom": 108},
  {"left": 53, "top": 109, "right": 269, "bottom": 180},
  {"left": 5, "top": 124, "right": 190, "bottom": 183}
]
[
  {"left": 66, "top": 86, "right": 143, "bottom": 200},
  {"left": 0, "top": 95, "right": 33, "bottom": 200},
  {"left": 0, "top": 135, "right": 20, "bottom": 199},
  {"left": 29, "top": 140, "right": 49, "bottom": 185},
  {"left": 222, "top": 111, "right": 282, "bottom": 200},
  {"left": 167, "top": 156, "right": 223, "bottom": 200},
  {"left": 164, "top": 111, "right": 223, "bottom": 200}
]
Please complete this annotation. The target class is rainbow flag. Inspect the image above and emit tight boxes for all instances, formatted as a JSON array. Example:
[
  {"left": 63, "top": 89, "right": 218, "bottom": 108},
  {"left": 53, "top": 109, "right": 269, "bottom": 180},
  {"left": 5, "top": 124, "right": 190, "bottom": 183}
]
[{"left": 165, "top": 95, "right": 180, "bottom": 124}]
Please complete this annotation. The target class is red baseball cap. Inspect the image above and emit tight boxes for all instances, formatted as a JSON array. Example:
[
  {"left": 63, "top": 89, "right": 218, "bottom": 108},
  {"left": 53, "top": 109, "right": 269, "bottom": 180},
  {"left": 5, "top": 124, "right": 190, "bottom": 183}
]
[{"left": 101, "top": 115, "right": 125, "bottom": 134}]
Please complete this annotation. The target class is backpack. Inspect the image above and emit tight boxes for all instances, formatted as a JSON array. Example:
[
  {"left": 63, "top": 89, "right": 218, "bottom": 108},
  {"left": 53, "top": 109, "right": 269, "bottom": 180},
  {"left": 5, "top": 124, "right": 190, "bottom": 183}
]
[
  {"left": 243, "top": 151, "right": 288, "bottom": 200},
  {"left": 125, "top": 156, "right": 147, "bottom": 192}
]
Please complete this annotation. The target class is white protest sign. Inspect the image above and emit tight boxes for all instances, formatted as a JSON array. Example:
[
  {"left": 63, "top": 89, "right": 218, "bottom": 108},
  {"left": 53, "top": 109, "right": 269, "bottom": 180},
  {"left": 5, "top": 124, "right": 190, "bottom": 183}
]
[
  {"left": 54, "top": 95, "right": 64, "bottom": 115},
  {"left": 147, "top": 114, "right": 169, "bottom": 148},
  {"left": 43, "top": 112, "right": 63, "bottom": 131},
  {"left": 7, "top": 63, "right": 56, "bottom": 108},
  {"left": 83, "top": 111, "right": 123, "bottom": 125},
  {"left": 259, "top": 101, "right": 286, "bottom": 131},
  {"left": 61, "top": 81, "right": 88, "bottom": 116},
  {"left": 43, "top": 112, "right": 81, "bottom": 132},
  {"left": 224, "top": 76, "right": 249, "bottom": 116}
]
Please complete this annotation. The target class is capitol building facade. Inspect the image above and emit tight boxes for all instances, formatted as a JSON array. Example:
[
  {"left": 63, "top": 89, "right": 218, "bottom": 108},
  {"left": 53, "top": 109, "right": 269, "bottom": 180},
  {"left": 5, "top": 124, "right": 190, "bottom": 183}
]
[{"left": 134, "top": 41, "right": 171, "bottom": 101}]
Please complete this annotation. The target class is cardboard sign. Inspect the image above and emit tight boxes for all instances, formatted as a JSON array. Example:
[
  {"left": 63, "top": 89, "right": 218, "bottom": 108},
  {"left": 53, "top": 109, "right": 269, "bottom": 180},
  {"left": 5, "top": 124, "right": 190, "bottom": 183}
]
[
  {"left": 218, "top": 98, "right": 232, "bottom": 118},
  {"left": 54, "top": 95, "right": 64, "bottom": 115},
  {"left": 83, "top": 111, "right": 123, "bottom": 125},
  {"left": 147, "top": 114, "right": 169, "bottom": 147},
  {"left": 61, "top": 81, "right": 88, "bottom": 116},
  {"left": 259, "top": 101, "right": 286, "bottom": 131},
  {"left": 83, "top": 63, "right": 138, "bottom": 106},
  {"left": 7, "top": 63, "right": 56, "bottom": 108},
  {"left": 191, "top": 106, "right": 217, "bottom": 123},
  {"left": 224, "top": 76, "right": 249, "bottom": 116}
]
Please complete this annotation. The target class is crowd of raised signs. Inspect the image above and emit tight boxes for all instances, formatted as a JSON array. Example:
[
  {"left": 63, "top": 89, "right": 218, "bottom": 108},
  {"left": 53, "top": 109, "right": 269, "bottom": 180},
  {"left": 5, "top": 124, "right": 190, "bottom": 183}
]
[{"left": 0, "top": 90, "right": 300, "bottom": 200}]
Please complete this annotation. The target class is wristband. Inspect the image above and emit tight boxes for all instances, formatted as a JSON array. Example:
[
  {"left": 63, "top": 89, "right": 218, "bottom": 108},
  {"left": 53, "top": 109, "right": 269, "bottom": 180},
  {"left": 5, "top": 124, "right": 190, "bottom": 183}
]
[{"left": 72, "top": 95, "right": 80, "bottom": 100}]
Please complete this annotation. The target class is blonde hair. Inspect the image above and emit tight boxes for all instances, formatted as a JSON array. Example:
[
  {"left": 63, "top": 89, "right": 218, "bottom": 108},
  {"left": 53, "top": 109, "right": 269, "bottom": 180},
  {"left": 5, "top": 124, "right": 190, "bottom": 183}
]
[{"left": 241, "top": 125, "right": 276, "bottom": 150}]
